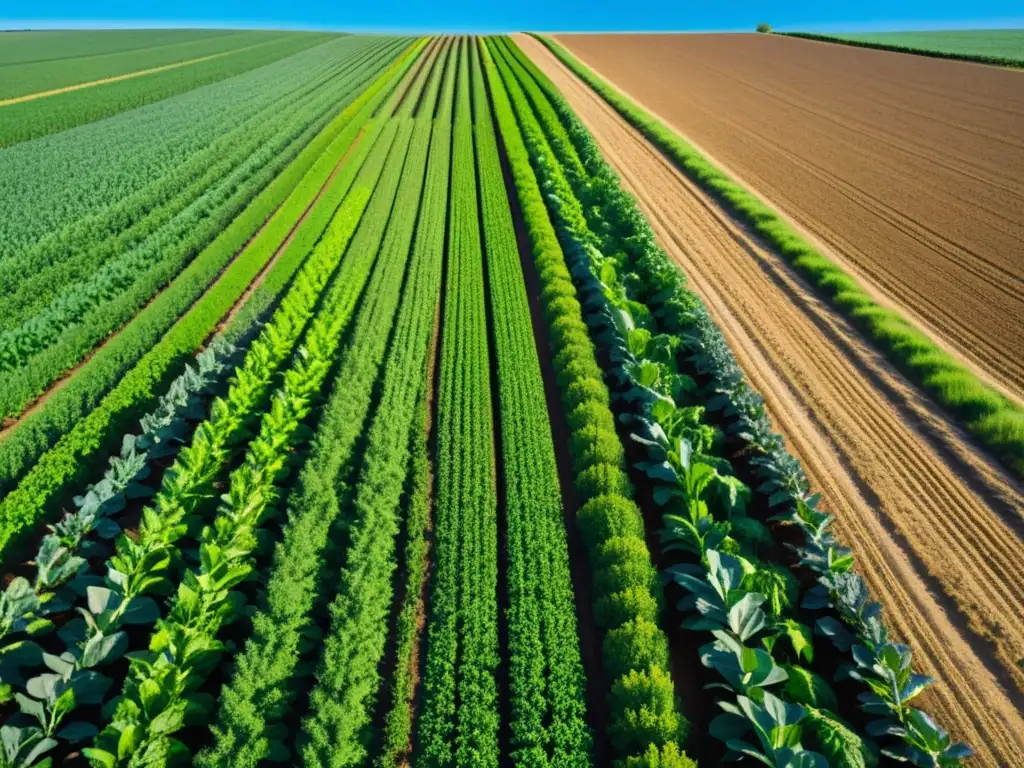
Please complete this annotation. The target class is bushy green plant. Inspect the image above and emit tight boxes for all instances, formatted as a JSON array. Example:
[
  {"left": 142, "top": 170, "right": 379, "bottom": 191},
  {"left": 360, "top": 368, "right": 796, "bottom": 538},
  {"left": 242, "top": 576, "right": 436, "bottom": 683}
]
[
  {"left": 577, "top": 495, "right": 646, "bottom": 552},
  {"left": 619, "top": 743, "right": 698, "bottom": 768},
  {"left": 603, "top": 618, "right": 671, "bottom": 681},
  {"left": 575, "top": 462, "right": 633, "bottom": 501},
  {"left": 595, "top": 586, "right": 659, "bottom": 628},
  {"left": 609, "top": 665, "right": 687, "bottom": 753}
]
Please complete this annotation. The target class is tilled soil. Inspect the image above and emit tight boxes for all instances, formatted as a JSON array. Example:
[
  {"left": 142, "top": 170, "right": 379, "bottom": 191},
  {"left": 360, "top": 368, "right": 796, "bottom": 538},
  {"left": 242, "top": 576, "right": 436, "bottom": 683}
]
[
  {"left": 553, "top": 32, "right": 1024, "bottom": 401},
  {"left": 514, "top": 33, "right": 1024, "bottom": 766}
]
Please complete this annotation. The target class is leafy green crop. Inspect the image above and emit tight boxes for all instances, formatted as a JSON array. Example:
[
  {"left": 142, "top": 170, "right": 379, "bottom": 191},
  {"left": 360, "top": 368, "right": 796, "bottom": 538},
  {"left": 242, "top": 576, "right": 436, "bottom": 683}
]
[
  {"left": 513, "top": 34, "right": 972, "bottom": 767},
  {"left": 0, "top": 39, "right": 407, "bottom": 428}
]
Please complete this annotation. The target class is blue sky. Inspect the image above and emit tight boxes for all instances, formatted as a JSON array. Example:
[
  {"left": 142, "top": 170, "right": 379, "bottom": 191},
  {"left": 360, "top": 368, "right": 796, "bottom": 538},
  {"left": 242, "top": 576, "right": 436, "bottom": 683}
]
[{"left": 3, "top": 0, "right": 1023, "bottom": 33}]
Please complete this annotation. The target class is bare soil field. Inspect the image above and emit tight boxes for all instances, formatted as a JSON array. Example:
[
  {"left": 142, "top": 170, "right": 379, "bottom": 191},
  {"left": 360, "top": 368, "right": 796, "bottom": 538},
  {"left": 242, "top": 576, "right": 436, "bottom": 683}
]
[
  {"left": 553, "top": 32, "right": 1024, "bottom": 400},
  {"left": 515, "top": 33, "right": 1024, "bottom": 765}
]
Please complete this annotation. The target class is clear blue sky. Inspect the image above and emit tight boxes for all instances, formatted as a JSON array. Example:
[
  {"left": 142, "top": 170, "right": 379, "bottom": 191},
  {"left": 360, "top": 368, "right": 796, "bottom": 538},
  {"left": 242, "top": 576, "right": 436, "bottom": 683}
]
[{"left": 4, "top": 0, "right": 1023, "bottom": 34}]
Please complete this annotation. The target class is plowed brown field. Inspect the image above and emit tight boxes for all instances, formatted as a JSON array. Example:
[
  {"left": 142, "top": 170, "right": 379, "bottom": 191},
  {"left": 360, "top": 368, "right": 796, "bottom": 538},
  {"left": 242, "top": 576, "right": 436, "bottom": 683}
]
[
  {"left": 553, "top": 32, "right": 1024, "bottom": 401},
  {"left": 514, "top": 33, "right": 1024, "bottom": 765}
]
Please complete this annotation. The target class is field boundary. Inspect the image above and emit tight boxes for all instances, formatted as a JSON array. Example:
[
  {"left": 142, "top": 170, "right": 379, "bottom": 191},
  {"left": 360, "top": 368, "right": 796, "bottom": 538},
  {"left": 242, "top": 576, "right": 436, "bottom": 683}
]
[
  {"left": 778, "top": 31, "right": 1024, "bottom": 69},
  {"left": 529, "top": 33, "right": 1024, "bottom": 479}
]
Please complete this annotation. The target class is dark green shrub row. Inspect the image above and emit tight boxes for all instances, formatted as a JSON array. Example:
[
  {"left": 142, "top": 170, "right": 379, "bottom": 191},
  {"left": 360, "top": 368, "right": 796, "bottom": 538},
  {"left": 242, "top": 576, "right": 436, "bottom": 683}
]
[
  {"left": 531, "top": 34, "right": 1024, "bottom": 480},
  {"left": 481, "top": 38, "right": 694, "bottom": 768}
]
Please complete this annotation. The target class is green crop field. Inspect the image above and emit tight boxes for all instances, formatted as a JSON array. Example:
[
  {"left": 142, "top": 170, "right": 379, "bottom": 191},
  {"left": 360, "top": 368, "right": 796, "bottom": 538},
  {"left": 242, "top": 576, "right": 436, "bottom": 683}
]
[
  {"left": 0, "top": 30, "right": 983, "bottom": 768},
  {"left": 0, "top": 29, "right": 337, "bottom": 145},
  {"left": 786, "top": 28, "right": 1024, "bottom": 66}
]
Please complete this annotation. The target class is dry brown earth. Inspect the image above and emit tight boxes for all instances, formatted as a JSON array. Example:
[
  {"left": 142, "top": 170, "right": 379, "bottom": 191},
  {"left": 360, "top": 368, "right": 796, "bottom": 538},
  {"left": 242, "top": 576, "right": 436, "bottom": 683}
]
[
  {"left": 553, "top": 32, "right": 1024, "bottom": 401},
  {"left": 514, "top": 33, "right": 1024, "bottom": 766}
]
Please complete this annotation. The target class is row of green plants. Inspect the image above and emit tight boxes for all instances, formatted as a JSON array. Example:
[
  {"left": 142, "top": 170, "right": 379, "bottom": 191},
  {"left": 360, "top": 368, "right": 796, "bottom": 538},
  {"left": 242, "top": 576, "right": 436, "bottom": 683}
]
[
  {"left": 0, "top": 42, "right": 404, "bottom": 424},
  {"left": 375, "top": 39, "right": 456, "bottom": 767},
  {"left": 0, "top": 36, "right": 399, "bottom": 335},
  {"left": 195, "top": 49, "right": 443, "bottom": 768},
  {"left": 0, "top": 39, "right": 424, "bottom": 543},
  {"left": 0, "top": 111, "right": 404, "bottom": 766},
  {"left": 379, "top": 375, "right": 434, "bottom": 767},
  {"left": 297, "top": 71, "right": 442, "bottom": 767},
  {"left": 482, "top": 38, "right": 692, "bottom": 768},
  {"left": 501, "top": 35, "right": 972, "bottom": 768},
  {"left": 1, "top": 30, "right": 288, "bottom": 99},
  {"left": 416, "top": 37, "right": 502, "bottom": 768},
  {"left": 0, "top": 32, "right": 343, "bottom": 147},
  {"left": 530, "top": 34, "right": 1024, "bottom": 479},
  {"left": 496, "top": 33, "right": 848, "bottom": 765},
  {"left": 0, "top": 337, "right": 239, "bottom": 707},
  {"left": 472, "top": 38, "right": 592, "bottom": 764},
  {"left": 83, "top": 118, "right": 419, "bottom": 766}
]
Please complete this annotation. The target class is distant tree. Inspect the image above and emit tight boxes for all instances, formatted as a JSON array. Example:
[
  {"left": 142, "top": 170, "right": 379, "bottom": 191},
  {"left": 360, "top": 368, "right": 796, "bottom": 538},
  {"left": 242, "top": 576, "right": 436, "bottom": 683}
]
[{"left": 756, "top": 23, "right": 772, "bottom": 33}]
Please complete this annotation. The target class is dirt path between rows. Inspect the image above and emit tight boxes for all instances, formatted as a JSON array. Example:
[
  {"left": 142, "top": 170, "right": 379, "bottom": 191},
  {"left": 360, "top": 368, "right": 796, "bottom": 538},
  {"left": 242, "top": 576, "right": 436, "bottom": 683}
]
[
  {"left": 515, "top": 33, "right": 1024, "bottom": 766},
  {"left": 553, "top": 33, "right": 1024, "bottom": 402},
  {"left": 0, "top": 39, "right": 275, "bottom": 107}
]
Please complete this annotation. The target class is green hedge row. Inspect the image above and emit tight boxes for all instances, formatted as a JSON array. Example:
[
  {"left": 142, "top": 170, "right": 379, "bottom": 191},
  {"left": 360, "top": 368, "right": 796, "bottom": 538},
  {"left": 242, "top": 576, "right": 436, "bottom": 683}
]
[
  {"left": 482, "top": 38, "right": 695, "bottom": 768},
  {"left": 532, "top": 34, "right": 1024, "bottom": 479}
]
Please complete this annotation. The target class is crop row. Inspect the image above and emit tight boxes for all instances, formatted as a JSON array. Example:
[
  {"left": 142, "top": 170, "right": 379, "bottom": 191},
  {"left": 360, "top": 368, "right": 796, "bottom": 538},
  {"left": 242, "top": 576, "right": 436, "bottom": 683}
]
[
  {"left": 0, "top": 35, "right": 392, "bottom": 332},
  {"left": 498, "top": 34, "right": 972, "bottom": 768},
  {"left": 0, "top": 39, "right": 408, "bottom": 425},
  {"left": 0, "top": 80, "right": 414, "bottom": 766},
  {"left": 482, "top": 38, "right": 691, "bottom": 768},
  {"left": 296, "top": 63, "right": 441, "bottom": 768},
  {"left": 375, "top": 37, "right": 457, "bottom": 766},
  {"left": 0, "top": 40, "right": 427, "bottom": 562},
  {"left": 416, "top": 37, "right": 501, "bottom": 767},
  {"left": 0, "top": 36, "right": 407, "bottom": 491},
  {"left": 471, "top": 38, "right": 593, "bottom": 764},
  {"left": 498, "top": 33, "right": 840, "bottom": 762},
  {"left": 0, "top": 36, "right": 392, "bottom": 262},
  {"left": 531, "top": 34, "right": 1024, "bottom": 479},
  {"left": 87, "top": 117, "right": 418, "bottom": 768},
  {"left": 1, "top": 30, "right": 288, "bottom": 100}
]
